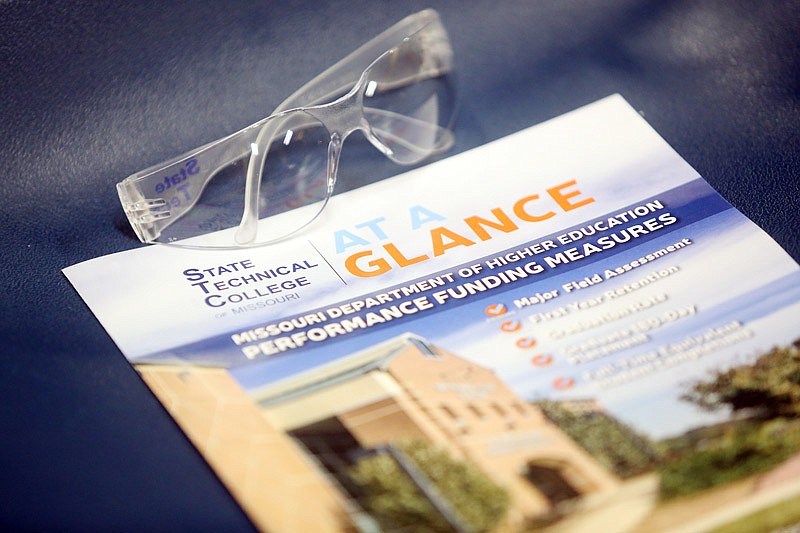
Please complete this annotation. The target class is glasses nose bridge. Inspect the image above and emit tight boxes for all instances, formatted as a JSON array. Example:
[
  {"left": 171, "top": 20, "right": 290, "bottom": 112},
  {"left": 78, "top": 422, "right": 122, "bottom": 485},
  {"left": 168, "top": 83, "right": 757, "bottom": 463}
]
[{"left": 312, "top": 88, "right": 368, "bottom": 140}]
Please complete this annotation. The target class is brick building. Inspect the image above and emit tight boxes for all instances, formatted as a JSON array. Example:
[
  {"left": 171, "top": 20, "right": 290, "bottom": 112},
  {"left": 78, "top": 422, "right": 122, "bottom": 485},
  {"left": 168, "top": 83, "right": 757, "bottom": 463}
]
[{"left": 252, "top": 333, "right": 619, "bottom": 527}]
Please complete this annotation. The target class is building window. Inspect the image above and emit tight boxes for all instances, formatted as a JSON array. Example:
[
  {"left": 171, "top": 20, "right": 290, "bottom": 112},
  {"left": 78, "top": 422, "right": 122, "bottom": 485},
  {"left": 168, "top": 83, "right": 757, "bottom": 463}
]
[
  {"left": 441, "top": 404, "right": 459, "bottom": 421},
  {"left": 467, "top": 404, "right": 485, "bottom": 419},
  {"left": 491, "top": 402, "right": 507, "bottom": 418},
  {"left": 409, "top": 337, "right": 442, "bottom": 359},
  {"left": 440, "top": 405, "right": 470, "bottom": 435},
  {"left": 513, "top": 402, "right": 528, "bottom": 417}
]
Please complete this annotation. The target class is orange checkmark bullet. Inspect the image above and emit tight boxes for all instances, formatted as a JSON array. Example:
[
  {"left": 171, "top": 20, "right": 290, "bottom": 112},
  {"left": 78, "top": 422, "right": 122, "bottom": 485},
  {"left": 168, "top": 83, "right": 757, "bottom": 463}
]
[
  {"left": 485, "top": 303, "right": 507, "bottom": 317},
  {"left": 515, "top": 337, "right": 537, "bottom": 349},
  {"left": 553, "top": 377, "right": 575, "bottom": 390},
  {"left": 531, "top": 354, "right": 553, "bottom": 367},
  {"left": 500, "top": 320, "right": 521, "bottom": 332}
]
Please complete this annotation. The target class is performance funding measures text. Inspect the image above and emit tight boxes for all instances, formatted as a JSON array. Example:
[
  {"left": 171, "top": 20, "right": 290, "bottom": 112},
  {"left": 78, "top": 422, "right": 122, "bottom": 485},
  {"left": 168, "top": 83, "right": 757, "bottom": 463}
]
[{"left": 231, "top": 276, "right": 452, "bottom": 359}]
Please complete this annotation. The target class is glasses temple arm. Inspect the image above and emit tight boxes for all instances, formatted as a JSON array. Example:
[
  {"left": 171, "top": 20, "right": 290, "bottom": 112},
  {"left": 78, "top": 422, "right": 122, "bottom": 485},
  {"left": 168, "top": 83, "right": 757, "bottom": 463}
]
[
  {"left": 274, "top": 9, "right": 445, "bottom": 114},
  {"left": 236, "top": 9, "right": 451, "bottom": 245}
]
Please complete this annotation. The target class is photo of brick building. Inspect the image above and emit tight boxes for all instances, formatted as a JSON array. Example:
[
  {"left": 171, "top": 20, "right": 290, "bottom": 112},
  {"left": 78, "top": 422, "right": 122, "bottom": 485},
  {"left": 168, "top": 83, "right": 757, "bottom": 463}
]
[
  {"left": 252, "top": 333, "right": 620, "bottom": 527},
  {"left": 138, "top": 333, "right": 624, "bottom": 531}
]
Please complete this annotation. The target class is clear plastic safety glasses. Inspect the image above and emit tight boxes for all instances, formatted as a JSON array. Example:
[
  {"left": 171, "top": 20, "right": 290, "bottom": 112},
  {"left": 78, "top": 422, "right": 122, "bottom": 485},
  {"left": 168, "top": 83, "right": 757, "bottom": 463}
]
[{"left": 117, "top": 9, "right": 455, "bottom": 248}]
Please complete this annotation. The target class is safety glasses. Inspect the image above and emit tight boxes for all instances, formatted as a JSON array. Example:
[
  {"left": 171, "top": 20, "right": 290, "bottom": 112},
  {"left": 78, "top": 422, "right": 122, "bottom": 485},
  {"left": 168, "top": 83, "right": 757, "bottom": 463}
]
[{"left": 117, "top": 9, "right": 455, "bottom": 248}]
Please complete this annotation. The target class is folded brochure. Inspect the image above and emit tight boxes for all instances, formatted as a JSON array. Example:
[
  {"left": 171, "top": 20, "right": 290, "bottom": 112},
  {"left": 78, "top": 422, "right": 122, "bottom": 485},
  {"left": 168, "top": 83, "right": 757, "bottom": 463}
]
[{"left": 64, "top": 95, "right": 800, "bottom": 533}]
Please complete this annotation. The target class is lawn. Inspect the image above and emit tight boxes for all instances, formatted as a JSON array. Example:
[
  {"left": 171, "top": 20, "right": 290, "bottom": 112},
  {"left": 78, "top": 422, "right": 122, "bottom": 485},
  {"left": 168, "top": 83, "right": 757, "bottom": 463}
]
[{"left": 708, "top": 493, "right": 800, "bottom": 533}]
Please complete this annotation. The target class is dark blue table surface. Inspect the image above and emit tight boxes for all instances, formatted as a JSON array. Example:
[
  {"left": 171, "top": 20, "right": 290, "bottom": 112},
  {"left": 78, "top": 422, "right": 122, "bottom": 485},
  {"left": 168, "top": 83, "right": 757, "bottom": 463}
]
[{"left": 1, "top": 0, "right": 797, "bottom": 529}]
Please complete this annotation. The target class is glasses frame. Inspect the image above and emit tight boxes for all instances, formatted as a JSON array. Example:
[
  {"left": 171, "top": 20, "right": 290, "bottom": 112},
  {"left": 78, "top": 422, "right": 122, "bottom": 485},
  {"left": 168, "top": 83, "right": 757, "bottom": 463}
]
[{"left": 117, "top": 9, "right": 455, "bottom": 249}]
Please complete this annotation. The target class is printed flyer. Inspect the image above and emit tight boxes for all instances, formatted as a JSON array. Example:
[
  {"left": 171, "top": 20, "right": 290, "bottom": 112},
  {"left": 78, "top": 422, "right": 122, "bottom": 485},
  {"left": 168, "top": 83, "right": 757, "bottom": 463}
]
[{"left": 65, "top": 95, "right": 800, "bottom": 533}]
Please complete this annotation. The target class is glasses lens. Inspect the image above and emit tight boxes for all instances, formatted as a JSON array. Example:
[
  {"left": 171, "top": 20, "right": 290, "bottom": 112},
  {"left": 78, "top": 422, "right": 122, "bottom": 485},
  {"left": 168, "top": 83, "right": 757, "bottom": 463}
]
[
  {"left": 362, "top": 35, "right": 455, "bottom": 165},
  {"left": 248, "top": 111, "right": 332, "bottom": 244},
  {"left": 141, "top": 111, "right": 331, "bottom": 247}
]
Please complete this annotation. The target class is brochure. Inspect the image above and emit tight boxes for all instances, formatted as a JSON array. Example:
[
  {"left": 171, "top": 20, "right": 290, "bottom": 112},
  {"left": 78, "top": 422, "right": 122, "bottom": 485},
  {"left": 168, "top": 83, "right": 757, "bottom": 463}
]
[{"left": 64, "top": 95, "right": 800, "bottom": 533}]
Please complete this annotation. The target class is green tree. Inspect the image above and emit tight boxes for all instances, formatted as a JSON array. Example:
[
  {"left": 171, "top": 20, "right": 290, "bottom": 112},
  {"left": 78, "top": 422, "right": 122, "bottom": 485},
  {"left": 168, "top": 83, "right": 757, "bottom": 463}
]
[
  {"left": 658, "top": 341, "right": 800, "bottom": 499},
  {"left": 658, "top": 418, "right": 800, "bottom": 499},
  {"left": 350, "top": 439, "right": 510, "bottom": 533},
  {"left": 681, "top": 342, "right": 800, "bottom": 419},
  {"left": 537, "top": 400, "right": 657, "bottom": 478}
]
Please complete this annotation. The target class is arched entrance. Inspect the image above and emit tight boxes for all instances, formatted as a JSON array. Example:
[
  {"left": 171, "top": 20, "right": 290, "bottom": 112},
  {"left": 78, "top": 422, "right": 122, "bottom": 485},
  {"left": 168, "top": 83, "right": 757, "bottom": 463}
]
[{"left": 523, "top": 462, "right": 581, "bottom": 506}]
